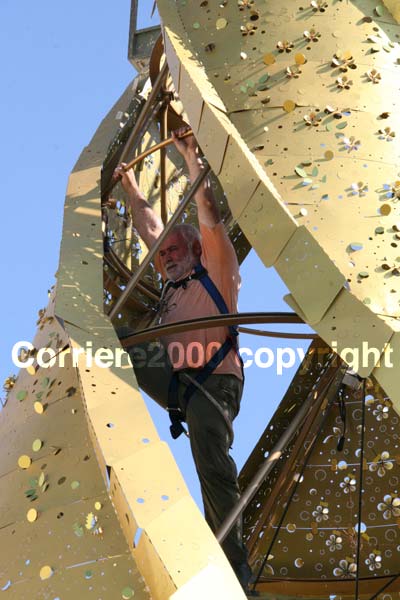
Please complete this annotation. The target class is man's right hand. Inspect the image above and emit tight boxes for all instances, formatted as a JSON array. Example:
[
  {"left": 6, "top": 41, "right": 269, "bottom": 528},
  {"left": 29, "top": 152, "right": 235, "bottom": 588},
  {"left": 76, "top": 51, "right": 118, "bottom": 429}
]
[{"left": 113, "top": 163, "right": 141, "bottom": 197}]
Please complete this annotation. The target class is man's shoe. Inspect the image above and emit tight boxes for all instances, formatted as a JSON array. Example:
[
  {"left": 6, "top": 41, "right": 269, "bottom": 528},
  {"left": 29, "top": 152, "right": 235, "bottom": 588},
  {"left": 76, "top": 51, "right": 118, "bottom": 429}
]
[{"left": 232, "top": 561, "right": 253, "bottom": 593}]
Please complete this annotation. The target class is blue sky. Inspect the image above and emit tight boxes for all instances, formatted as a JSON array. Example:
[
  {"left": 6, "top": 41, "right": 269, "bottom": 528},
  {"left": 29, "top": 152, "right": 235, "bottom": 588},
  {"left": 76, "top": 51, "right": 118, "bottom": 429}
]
[{"left": 1, "top": 0, "right": 312, "bottom": 508}]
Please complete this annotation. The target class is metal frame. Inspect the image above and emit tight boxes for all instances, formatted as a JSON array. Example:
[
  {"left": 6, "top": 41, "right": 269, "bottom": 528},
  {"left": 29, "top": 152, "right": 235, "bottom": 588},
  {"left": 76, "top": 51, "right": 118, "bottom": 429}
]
[
  {"left": 369, "top": 573, "right": 400, "bottom": 600},
  {"left": 118, "top": 312, "right": 316, "bottom": 347},
  {"left": 251, "top": 366, "right": 347, "bottom": 589},
  {"left": 160, "top": 95, "right": 168, "bottom": 225},
  {"left": 121, "top": 128, "right": 192, "bottom": 173},
  {"left": 128, "top": 0, "right": 161, "bottom": 71},
  {"left": 119, "top": 61, "right": 168, "bottom": 166},
  {"left": 355, "top": 379, "right": 367, "bottom": 600},
  {"left": 217, "top": 357, "right": 345, "bottom": 547},
  {"left": 108, "top": 164, "right": 211, "bottom": 319}
]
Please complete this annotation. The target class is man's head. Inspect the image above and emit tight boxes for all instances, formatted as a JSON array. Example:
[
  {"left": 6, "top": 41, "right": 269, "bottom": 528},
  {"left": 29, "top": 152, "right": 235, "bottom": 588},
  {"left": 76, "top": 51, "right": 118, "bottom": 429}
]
[{"left": 159, "top": 224, "right": 202, "bottom": 281}]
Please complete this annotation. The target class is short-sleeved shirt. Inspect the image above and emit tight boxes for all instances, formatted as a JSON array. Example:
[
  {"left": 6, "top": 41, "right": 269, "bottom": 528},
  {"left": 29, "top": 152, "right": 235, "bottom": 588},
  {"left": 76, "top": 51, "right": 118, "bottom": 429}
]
[{"left": 157, "top": 222, "right": 242, "bottom": 379}]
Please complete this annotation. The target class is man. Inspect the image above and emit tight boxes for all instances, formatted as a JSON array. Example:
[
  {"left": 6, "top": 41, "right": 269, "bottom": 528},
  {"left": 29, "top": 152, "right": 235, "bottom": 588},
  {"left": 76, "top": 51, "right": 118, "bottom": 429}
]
[{"left": 113, "top": 127, "right": 252, "bottom": 591}]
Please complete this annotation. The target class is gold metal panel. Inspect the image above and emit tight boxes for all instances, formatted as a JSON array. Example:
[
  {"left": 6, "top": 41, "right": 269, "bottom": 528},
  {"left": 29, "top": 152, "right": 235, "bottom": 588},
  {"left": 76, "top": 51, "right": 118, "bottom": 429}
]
[
  {"left": 164, "top": 26, "right": 226, "bottom": 114},
  {"left": 384, "top": 0, "right": 400, "bottom": 21},
  {"left": 217, "top": 135, "right": 262, "bottom": 219},
  {"left": 157, "top": 0, "right": 400, "bottom": 352},
  {"left": 163, "top": 29, "right": 181, "bottom": 92},
  {"left": 239, "top": 182, "right": 297, "bottom": 267},
  {"left": 143, "top": 496, "right": 243, "bottom": 589},
  {"left": 197, "top": 103, "right": 230, "bottom": 176},
  {"left": 110, "top": 442, "right": 190, "bottom": 529},
  {"left": 275, "top": 226, "right": 345, "bottom": 324},
  {"left": 373, "top": 331, "right": 400, "bottom": 413},
  {"left": 240, "top": 341, "right": 400, "bottom": 591},
  {"left": 0, "top": 553, "right": 146, "bottom": 600},
  {"left": 178, "top": 63, "right": 205, "bottom": 134},
  {"left": 170, "top": 563, "right": 247, "bottom": 599},
  {"left": 81, "top": 394, "right": 159, "bottom": 463},
  {"left": 55, "top": 80, "right": 134, "bottom": 330},
  {"left": 287, "top": 288, "right": 393, "bottom": 377},
  {"left": 0, "top": 291, "right": 149, "bottom": 599},
  {"left": 134, "top": 529, "right": 178, "bottom": 600}
]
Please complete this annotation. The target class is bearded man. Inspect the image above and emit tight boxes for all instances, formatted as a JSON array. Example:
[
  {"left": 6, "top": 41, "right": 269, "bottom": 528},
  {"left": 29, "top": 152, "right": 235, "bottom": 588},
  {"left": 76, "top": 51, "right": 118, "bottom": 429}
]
[{"left": 113, "top": 127, "right": 252, "bottom": 592}]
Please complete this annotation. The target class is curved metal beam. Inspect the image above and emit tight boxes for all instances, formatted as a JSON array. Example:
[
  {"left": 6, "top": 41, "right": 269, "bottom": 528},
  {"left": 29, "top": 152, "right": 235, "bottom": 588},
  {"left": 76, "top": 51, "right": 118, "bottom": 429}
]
[{"left": 118, "top": 312, "right": 315, "bottom": 347}]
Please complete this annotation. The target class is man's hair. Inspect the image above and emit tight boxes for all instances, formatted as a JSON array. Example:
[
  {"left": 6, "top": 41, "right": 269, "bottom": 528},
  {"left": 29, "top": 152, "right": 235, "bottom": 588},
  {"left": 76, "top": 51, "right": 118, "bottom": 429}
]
[{"left": 171, "top": 223, "right": 202, "bottom": 251}]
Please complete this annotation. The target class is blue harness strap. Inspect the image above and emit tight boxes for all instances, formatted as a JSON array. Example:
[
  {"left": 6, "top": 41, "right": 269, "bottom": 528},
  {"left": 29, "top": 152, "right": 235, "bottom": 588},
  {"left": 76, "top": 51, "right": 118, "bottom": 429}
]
[{"left": 167, "top": 263, "right": 244, "bottom": 440}]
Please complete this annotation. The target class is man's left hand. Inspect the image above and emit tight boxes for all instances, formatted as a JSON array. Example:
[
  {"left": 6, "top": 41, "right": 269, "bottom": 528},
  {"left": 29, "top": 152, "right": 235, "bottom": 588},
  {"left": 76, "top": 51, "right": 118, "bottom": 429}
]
[{"left": 172, "top": 126, "right": 198, "bottom": 160}]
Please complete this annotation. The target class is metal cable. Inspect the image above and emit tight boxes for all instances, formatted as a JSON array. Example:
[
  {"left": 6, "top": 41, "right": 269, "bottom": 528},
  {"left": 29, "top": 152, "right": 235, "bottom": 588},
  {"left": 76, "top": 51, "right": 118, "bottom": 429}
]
[{"left": 355, "top": 378, "right": 367, "bottom": 600}]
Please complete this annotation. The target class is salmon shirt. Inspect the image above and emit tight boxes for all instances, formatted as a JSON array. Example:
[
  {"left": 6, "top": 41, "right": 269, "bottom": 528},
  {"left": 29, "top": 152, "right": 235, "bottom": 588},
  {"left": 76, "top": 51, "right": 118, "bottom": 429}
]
[{"left": 157, "top": 222, "right": 243, "bottom": 379}]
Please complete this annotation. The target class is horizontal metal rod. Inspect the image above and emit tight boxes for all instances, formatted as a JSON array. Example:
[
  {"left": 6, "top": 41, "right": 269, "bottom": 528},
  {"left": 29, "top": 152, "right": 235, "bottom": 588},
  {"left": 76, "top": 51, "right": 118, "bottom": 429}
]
[
  {"left": 215, "top": 357, "right": 338, "bottom": 544},
  {"left": 122, "top": 130, "right": 193, "bottom": 172},
  {"left": 108, "top": 164, "right": 211, "bottom": 319},
  {"left": 238, "top": 325, "right": 316, "bottom": 340},
  {"left": 105, "top": 98, "right": 165, "bottom": 198},
  {"left": 118, "top": 312, "right": 311, "bottom": 347}
]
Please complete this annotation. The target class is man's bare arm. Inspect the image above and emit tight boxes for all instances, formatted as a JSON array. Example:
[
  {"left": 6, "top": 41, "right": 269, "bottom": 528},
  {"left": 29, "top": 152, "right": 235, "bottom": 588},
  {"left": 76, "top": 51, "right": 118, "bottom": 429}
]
[
  {"left": 172, "top": 128, "right": 220, "bottom": 228},
  {"left": 113, "top": 165, "right": 164, "bottom": 249}
]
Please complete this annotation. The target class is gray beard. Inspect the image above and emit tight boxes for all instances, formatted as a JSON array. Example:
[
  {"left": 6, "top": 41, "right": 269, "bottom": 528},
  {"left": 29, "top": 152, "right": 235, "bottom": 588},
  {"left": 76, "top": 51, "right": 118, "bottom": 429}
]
[{"left": 167, "top": 251, "right": 196, "bottom": 282}]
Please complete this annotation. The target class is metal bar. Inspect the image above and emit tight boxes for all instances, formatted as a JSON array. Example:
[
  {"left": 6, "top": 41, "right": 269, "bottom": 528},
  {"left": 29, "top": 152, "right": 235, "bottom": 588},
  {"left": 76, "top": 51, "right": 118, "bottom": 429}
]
[
  {"left": 108, "top": 164, "right": 211, "bottom": 319},
  {"left": 238, "top": 325, "right": 316, "bottom": 340},
  {"left": 368, "top": 574, "right": 400, "bottom": 600},
  {"left": 117, "top": 312, "right": 310, "bottom": 347},
  {"left": 244, "top": 347, "right": 338, "bottom": 554},
  {"left": 104, "top": 251, "right": 160, "bottom": 302},
  {"left": 122, "top": 129, "right": 193, "bottom": 172},
  {"left": 216, "top": 356, "right": 341, "bottom": 545},
  {"left": 160, "top": 100, "right": 169, "bottom": 226},
  {"left": 103, "top": 98, "right": 165, "bottom": 200},
  {"left": 250, "top": 365, "right": 346, "bottom": 590},
  {"left": 124, "top": 97, "right": 164, "bottom": 159},
  {"left": 355, "top": 378, "right": 367, "bottom": 600},
  {"left": 119, "top": 61, "right": 168, "bottom": 165}
]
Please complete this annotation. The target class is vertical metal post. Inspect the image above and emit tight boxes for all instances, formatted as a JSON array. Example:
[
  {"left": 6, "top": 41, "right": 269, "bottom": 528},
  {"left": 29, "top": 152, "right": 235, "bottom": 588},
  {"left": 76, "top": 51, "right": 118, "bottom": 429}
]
[
  {"left": 119, "top": 61, "right": 168, "bottom": 165},
  {"left": 160, "top": 100, "right": 169, "bottom": 226},
  {"left": 355, "top": 379, "right": 367, "bottom": 600},
  {"left": 102, "top": 64, "right": 169, "bottom": 200}
]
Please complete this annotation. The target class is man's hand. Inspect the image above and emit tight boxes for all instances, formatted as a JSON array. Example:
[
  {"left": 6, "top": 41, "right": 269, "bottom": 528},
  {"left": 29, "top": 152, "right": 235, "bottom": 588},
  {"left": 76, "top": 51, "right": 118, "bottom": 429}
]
[
  {"left": 113, "top": 163, "right": 141, "bottom": 197},
  {"left": 171, "top": 126, "right": 199, "bottom": 162}
]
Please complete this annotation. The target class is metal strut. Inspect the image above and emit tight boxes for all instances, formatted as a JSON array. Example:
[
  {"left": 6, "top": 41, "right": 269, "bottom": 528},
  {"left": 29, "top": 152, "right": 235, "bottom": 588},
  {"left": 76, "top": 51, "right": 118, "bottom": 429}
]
[
  {"left": 249, "top": 363, "right": 347, "bottom": 590},
  {"left": 355, "top": 378, "right": 367, "bottom": 600},
  {"left": 117, "top": 312, "right": 316, "bottom": 346},
  {"left": 368, "top": 574, "right": 400, "bottom": 600},
  {"left": 216, "top": 355, "right": 345, "bottom": 546}
]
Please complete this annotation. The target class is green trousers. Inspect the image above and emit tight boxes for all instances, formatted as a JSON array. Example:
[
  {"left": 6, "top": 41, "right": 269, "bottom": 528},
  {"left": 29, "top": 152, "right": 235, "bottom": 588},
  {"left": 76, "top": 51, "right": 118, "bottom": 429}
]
[{"left": 127, "top": 340, "right": 248, "bottom": 567}]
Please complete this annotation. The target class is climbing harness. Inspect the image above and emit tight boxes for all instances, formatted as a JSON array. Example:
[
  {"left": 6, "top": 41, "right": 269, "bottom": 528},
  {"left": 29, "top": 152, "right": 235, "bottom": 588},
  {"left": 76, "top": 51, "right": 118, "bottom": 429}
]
[{"left": 166, "top": 263, "right": 244, "bottom": 440}]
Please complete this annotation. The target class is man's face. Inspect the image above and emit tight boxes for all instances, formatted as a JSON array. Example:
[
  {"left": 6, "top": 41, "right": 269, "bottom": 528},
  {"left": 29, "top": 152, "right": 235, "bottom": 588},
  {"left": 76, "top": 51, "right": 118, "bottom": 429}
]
[{"left": 159, "top": 232, "right": 196, "bottom": 281}]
